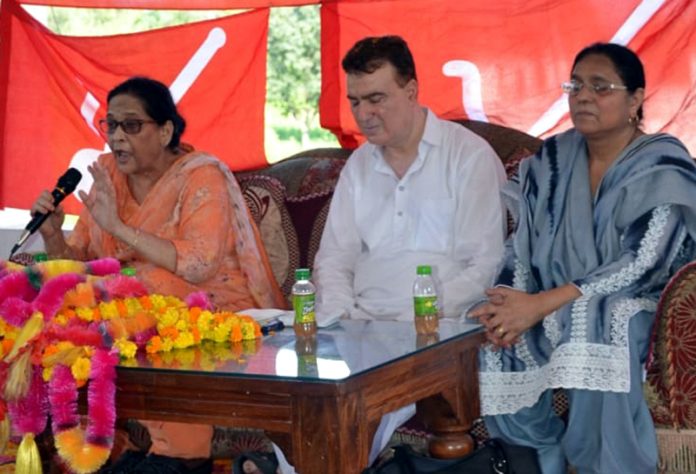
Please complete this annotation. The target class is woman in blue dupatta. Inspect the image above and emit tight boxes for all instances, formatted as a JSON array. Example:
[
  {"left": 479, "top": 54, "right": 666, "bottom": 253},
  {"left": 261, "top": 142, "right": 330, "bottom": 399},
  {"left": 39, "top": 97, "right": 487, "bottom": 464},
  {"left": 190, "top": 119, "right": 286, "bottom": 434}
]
[{"left": 470, "top": 43, "right": 696, "bottom": 474}]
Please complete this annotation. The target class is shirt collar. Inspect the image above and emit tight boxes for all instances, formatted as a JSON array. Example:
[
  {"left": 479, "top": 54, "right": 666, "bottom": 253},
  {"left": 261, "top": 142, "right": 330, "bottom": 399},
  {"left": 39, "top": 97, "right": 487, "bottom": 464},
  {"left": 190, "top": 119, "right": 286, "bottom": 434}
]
[{"left": 371, "top": 108, "right": 441, "bottom": 175}]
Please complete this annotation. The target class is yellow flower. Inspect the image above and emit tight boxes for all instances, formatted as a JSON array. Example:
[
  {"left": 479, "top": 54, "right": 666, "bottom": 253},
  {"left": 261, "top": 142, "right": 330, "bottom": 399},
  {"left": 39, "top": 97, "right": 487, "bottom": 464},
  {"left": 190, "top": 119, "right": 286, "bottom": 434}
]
[
  {"left": 149, "top": 294, "right": 167, "bottom": 310},
  {"left": 174, "top": 318, "right": 189, "bottom": 332},
  {"left": 71, "top": 357, "right": 91, "bottom": 383},
  {"left": 75, "top": 307, "right": 95, "bottom": 322},
  {"left": 158, "top": 308, "right": 179, "bottom": 328},
  {"left": 124, "top": 297, "right": 143, "bottom": 315},
  {"left": 241, "top": 321, "right": 256, "bottom": 341},
  {"left": 99, "top": 301, "right": 119, "bottom": 320},
  {"left": 42, "top": 366, "right": 54, "bottom": 382},
  {"left": 211, "top": 321, "right": 231, "bottom": 343},
  {"left": 54, "top": 314, "right": 69, "bottom": 326},
  {"left": 197, "top": 311, "right": 213, "bottom": 332},
  {"left": 119, "top": 358, "right": 138, "bottom": 368},
  {"left": 114, "top": 338, "right": 137, "bottom": 359},
  {"left": 173, "top": 331, "right": 194, "bottom": 349},
  {"left": 160, "top": 338, "right": 174, "bottom": 352},
  {"left": 57, "top": 341, "right": 75, "bottom": 351}
]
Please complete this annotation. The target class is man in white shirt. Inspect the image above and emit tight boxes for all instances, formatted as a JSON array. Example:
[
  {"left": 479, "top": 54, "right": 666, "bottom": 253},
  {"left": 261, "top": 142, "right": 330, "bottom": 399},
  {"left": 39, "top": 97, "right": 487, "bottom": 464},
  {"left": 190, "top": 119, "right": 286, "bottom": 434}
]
[{"left": 314, "top": 35, "right": 506, "bottom": 323}]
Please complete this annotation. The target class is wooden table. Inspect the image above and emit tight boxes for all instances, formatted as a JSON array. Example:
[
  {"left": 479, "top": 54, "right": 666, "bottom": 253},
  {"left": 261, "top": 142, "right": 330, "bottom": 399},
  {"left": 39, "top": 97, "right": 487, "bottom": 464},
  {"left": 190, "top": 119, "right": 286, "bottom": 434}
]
[{"left": 114, "top": 320, "right": 485, "bottom": 474}]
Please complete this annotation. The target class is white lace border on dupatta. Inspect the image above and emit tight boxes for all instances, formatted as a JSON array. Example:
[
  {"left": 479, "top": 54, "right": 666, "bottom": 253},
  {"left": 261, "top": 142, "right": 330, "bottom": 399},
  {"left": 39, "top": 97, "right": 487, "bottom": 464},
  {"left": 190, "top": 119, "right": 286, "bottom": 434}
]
[{"left": 480, "top": 297, "right": 657, "bottom": 416}]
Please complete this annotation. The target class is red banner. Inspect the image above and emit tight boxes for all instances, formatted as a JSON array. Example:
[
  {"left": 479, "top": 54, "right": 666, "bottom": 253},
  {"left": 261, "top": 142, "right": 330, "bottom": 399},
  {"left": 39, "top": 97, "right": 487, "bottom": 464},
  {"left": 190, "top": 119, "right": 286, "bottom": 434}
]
[
  {"left": 319, "top": 0, "right": 696, "bottom": 154},
  {"left": 0, "top": 0, "right": 269, "bottom": 212},
  {"left": 17, "top": 0, "right": 316, "bottom": 8}
]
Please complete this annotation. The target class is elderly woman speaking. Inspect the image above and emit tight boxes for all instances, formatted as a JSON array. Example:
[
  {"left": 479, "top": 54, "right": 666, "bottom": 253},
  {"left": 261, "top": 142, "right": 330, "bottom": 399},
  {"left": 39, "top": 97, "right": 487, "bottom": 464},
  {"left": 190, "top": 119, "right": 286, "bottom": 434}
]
[
  {"left": 31, "top": 76, "right": 284, "bottom": 473},
  {"left": 471, "top": 43, "right": 696, "bottom": 474}
]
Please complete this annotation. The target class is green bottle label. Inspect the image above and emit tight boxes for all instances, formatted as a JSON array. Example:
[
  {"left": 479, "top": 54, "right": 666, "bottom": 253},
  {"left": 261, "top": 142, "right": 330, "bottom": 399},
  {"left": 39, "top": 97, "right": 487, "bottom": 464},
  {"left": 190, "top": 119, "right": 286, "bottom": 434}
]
[
  {"left": 293, "top": 294, "right": 316, "bottom": 324},
  {"left": 414, "top": 295, "right": 438, "bottom": 317},
  {"left": 121, "top": 267, "right": 136, "bottom": 276}
]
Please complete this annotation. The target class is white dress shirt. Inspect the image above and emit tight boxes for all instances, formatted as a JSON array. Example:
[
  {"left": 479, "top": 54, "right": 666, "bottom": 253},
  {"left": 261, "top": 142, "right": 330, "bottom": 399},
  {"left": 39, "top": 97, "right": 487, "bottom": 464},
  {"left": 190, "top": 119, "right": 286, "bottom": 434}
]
[{"left": 314, "top": 110, "right": 506, "bottom": 322}]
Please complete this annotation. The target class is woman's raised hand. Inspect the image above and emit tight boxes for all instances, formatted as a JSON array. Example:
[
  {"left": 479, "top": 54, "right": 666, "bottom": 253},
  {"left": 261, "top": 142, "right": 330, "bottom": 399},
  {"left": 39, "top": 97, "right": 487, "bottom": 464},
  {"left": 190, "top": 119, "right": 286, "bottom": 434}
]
[{"left": 78, "top": 162, "right": 122, "bottom": 234}]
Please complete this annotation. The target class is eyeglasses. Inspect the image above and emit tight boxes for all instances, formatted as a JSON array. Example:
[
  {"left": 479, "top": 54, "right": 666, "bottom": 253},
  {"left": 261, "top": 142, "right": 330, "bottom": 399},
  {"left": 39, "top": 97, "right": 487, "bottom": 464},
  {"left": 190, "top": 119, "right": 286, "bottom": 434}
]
[
  {"left": 98, "top": 118, "right": 157, "bottom": 135},
  {"left": 561, "top": 80, "right": 628, "bottom": 97}
]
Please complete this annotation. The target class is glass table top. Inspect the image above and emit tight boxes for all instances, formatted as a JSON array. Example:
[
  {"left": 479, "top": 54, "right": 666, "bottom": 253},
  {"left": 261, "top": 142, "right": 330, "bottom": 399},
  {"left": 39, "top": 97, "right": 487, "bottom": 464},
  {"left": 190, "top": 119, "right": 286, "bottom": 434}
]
[{"left": 118, "top": 319, "right": 483, "bottom": 382}]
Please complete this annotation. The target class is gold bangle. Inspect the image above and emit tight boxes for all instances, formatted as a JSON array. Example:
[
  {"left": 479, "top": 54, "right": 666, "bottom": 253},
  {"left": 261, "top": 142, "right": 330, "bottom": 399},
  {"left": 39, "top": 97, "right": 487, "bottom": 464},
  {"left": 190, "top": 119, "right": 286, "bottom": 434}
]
[{"left": 131, "top": 228, "right": 141, "bottom": 249}]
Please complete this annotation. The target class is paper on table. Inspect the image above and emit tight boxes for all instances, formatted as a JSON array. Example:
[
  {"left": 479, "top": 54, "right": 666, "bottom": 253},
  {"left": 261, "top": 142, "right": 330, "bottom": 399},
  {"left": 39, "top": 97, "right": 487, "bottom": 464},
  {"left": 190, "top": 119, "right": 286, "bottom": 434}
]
[
  {"left": 239, "top": 308, "right": 343, "bottom": 329},
  {"left": 239, "top": 308, "right": 293, "bottom": 325}
]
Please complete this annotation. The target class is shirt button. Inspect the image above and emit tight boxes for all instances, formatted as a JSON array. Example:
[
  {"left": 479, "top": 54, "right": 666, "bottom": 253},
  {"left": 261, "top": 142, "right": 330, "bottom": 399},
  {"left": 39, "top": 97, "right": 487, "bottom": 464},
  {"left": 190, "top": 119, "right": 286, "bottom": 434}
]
[
  {"left": 398, "top": 186, "right": 405, "bottom": 191},
  {"left": 397, "top": 211, "right": 403, "bottom": 216}
]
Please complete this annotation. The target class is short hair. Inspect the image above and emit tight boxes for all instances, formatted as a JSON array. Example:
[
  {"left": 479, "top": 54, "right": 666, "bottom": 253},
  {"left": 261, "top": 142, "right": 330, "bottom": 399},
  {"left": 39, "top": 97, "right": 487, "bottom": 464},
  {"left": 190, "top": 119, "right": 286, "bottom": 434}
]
[
  {"left": 572, "top": 42, "right": 645, "bottom": 120},
  {"left": 341, "top": 35, "right": 417, "bottom": 86},
  {"left": 107, "top": 76, "right": 186, "bottom": 150}
]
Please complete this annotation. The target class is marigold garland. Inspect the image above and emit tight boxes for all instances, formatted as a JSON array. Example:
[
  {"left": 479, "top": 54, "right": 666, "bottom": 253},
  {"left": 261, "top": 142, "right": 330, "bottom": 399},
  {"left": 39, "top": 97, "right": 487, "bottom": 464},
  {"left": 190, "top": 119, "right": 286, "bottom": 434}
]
[{"left": 0, "top": 258, "right": 264, "bottom": 473}]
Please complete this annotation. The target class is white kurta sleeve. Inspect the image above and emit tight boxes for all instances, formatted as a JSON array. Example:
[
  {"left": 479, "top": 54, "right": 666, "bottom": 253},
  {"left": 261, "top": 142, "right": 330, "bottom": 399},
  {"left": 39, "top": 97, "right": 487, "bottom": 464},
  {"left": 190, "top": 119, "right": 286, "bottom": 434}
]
[
  {"left": 441, "top": 142, "right": 507, "bottom": 318},
  {"left": 313, "top": 164, "right": 362, "bottom": 324}
]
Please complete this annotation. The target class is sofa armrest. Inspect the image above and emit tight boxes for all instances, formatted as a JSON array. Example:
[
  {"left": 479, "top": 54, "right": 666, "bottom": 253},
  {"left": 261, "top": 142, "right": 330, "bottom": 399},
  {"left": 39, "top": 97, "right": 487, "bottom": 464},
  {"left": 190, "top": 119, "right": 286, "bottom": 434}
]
[{"left": 646, "top": 260, "right": 696, "bottom": 429}]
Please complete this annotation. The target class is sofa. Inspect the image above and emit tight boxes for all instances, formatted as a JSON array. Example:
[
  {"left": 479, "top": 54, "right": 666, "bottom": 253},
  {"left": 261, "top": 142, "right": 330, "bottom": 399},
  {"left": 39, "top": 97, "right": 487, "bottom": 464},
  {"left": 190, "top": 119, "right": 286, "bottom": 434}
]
[
  {"left": 236, "top": 119, "right": 696, "bottom": 473},
  {"left": 13, "top": 120, "right": 692, "bottom": 471}
]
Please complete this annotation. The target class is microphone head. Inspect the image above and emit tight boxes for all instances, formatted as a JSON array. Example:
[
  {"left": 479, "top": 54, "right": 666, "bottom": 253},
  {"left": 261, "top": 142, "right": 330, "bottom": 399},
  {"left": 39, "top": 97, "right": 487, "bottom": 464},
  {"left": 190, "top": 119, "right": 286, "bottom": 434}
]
[{"left": 56, "top": 168, "right": 82, "bottom": 195}]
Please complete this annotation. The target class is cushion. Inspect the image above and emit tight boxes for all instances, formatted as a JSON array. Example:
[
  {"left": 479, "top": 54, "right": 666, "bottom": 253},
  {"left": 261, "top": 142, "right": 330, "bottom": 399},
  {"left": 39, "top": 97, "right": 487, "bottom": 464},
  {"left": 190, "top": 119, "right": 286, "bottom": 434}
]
[
  {"left": 646, "top": 260, "right": 696, "bottom": 429},
  {"left": 502, "top": 145, "right": 536, "bottom": 181},
  {"left": 500, "top": 145, "right": 535, "bottom": 235},
  {"left": 284, "top": 190, "right": 334, "bottom": 271},
  {"left": 296, "top": 157, "right": 347, "bottom": 197},
  {"left": 239, "top": 175, "right": 299, "bottom": 299}
]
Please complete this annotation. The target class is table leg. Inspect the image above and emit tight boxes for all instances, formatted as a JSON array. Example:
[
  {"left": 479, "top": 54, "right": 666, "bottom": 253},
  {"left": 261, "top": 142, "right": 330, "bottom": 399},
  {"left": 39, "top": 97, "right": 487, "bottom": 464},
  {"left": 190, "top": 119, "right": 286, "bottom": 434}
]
[{"left": 291, "top": 392, "right": 369, "bottom": 474}]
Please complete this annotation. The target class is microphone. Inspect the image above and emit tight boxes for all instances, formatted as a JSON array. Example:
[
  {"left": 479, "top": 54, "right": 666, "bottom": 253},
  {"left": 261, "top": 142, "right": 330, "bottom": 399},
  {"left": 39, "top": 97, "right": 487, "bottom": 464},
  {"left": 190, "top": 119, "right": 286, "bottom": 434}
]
[{"left": 10, "top": 168, "right": 82, "bottom": 259}]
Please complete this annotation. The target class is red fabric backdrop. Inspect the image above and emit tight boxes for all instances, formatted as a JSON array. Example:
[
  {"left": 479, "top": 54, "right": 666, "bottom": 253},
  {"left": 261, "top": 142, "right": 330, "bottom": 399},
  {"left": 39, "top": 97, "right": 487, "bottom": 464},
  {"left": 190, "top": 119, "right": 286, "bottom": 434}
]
[
  {"left": 1, "top": 0, "right": 695, "bottom": 211},
  {"left": 0, "top": 0, "right": 269, "bottom": 212},
  {"left": 319, "top": 0, "right": 696, "bottom": 152},
  {"left": 18, "top": 0, "right": 315, "bottom": 7}
]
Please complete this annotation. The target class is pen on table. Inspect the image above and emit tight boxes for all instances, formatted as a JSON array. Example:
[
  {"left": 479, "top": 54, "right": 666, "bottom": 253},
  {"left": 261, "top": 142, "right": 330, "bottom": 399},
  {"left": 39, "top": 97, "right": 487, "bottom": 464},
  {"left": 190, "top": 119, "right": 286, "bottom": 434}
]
[{"left": 260, "top": 318, "right": 285, "bottom": 335}]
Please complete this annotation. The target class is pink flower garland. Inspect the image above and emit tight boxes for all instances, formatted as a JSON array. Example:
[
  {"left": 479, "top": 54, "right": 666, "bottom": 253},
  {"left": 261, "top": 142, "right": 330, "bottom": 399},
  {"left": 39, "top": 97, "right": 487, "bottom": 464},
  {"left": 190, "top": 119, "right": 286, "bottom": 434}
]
[
  {"left": 49, "top": 349, "right": 117, "bottom": 473},
  {"left": 8, "top": 370, "right": 47, "bottom": 435}
]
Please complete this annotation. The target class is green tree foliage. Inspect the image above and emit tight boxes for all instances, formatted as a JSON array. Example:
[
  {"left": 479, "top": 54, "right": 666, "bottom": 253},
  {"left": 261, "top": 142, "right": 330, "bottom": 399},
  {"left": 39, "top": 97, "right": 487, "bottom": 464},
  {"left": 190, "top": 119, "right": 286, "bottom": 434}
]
[
  {"left": 46, "top": 7, "right": 230, "bottom": 36},
  {"left": 267, "top": 6, "right": 321, "bottom": 145}
]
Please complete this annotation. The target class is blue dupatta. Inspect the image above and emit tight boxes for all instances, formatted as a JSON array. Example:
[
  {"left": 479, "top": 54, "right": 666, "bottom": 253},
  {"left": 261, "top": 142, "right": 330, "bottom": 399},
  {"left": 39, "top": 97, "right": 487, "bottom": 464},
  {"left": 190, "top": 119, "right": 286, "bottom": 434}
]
[{"left": 479, "top": 130, "right": 696, "bottom": 416}]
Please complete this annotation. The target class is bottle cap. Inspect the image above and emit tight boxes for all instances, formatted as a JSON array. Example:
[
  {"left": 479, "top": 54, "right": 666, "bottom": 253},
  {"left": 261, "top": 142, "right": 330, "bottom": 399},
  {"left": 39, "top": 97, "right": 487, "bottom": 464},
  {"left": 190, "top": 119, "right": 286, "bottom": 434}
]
[
  {"left": 121, "top": 267, "right": 137, "bottom": 276},
  {"left": 34, "top": 252, "right": 48, "bottom": 262},
  {"left": 295, "top": 268, "right": 311, "bottom": 280},
  {"left": 416, "top": 265, "right": 432, "bottom": 275}
]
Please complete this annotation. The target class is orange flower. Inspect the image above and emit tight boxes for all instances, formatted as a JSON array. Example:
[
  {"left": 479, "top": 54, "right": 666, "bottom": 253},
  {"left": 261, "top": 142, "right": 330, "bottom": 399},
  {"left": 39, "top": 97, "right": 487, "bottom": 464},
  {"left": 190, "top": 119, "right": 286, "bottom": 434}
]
[
  {"left": 230, "top": 325, "right": 243, "bottom": 343},
  {"left": 189, "top": 307, "right": 201, "bottom": 324},
  {"left": 139, "top": 296, "right": 153, "bottom": 310},
  {"left": 43, "top": 344, "right": 60, "bottom": 358},
  {"left": 147, "top": 336, "right": 163, "bottom": 354},
  {"left": 116, "top": 300, "right": 128, "bottom": 317},
  {"left": 191, "top": 326, "right": 201, "bottom": 343},
  {"left": 2, "top": 339, "right": 14, "bottom": 356},
  {"left": 160, "top": 326, "right": 179, "bottom": 340}
]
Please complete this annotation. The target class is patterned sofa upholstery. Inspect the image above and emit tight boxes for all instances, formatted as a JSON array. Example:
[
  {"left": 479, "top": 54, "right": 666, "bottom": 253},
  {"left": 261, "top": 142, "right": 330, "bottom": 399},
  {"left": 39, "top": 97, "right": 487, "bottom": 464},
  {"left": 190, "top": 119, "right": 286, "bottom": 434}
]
[{"left": 237, "top": 120, "right": 696, "bottom": 472}]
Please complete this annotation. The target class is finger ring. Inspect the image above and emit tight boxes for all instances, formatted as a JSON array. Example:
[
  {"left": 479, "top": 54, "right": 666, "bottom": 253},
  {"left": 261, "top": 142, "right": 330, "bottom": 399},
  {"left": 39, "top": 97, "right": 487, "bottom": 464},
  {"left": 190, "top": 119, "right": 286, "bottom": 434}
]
[{"left": 497, "top": 326, "right": 505, "bottom": 336}]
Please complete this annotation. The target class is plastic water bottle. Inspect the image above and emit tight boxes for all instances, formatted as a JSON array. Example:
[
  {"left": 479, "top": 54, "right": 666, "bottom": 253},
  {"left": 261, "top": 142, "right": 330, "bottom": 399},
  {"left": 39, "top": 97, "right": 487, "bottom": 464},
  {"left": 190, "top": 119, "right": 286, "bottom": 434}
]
[
  {"left": 292, "top": 268, "right": 317, "bottom": 337},
  {"left": 413, "top": 265, "right": 439, "bottom": 334}
]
